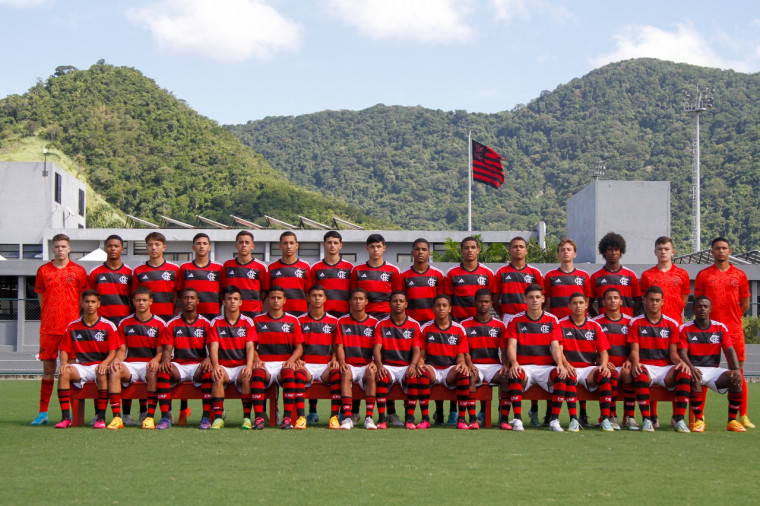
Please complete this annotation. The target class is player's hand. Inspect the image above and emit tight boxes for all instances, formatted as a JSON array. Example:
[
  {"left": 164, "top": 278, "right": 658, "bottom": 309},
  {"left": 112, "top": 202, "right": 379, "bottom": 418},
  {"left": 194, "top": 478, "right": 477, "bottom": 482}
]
[
  {"left": 690, "top": 367, "right": 702, "bottom": 383},
  {"left": 377, "top": 365, "right": 389, "bottom": 380},
  {"left": 673, "top": 361, "right": 690, "bottom": 375},
  {"left": 597, "top": 366, "right": 611, "bottom": 379},
  {"left": 327, "top": 359, "right": 340, "bottom": 370},
  {"left": 729, "top": 369, "right": 742, "bottom": 387},
  {"left": 366, "top": 362, "right": 377, "bottom": 373},
  {"left": 296, "top": 359, "right": 305, "bottom": 369},
  {"left": 96, "top": 362, "right": 109, "bottom": 375},
  {"left": 339, "top": 362, "right": 350, "bottom": 372},
  {"left": 240, "top": 366, "right": 253, "bottom": 381},
  {"left": 146, "top": 358, "right": 160, "bottom": 374},
  {"left": 407, "top": 363, "right": 419, "bottom": 378},
  {"left": 159, "top": 359, "right": 172, "bottom": 374},
  {"left": 282, "top": 360, "right": 296, "bottom": 370},
  {"left": 605, "top": 362, "right": 616, "bottom": 372},
  {"left": 108, "top": 360, "right": 122, "bottom": 374},
  {"left": 213, "top": 365, "right": 225, "bottom": 381},
  {"left": 555, "top": 364, "right": 568, "bottom": 380},
  {"left": 455, "top": 363, "right": 469, "bottom": 376},
  {"left": 200, "top": 358, "right": 213, "bottom": 373},
  {"left": 508, "top": 364, "right": 523, "bottom": 380},
  {"left": 564, "top": 364, "right": 576, "bottom": 378},
  {"left": 631, "top": 361, "right": 643, "bottom": 377},
  {"left": 252, "top": 358, "right": 263, "bottom": 369},
  {"left": 58, "top": 363, "right": 70, "bottom": 376}
]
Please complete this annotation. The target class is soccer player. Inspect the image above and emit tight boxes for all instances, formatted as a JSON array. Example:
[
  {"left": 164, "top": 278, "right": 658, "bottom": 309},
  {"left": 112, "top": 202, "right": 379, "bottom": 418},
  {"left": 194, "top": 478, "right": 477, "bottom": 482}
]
[
  {"left": 373, "top": 291, "right": 424, "bottom": 429},
  {"left": 694, "top": 237, "right": 753, "bottom": 428},
  {"left": 106, "top": 287, "right": 165, "bottom": 429},
  {"left": 250, "top": 286, "right": 306, "bottom": 430},
  {"left": 207, "top": 286, "right": 257, "bottom": 430},
  {"left": 298, "top": 284, "right": 340, "bottom": 429},
  {"left": 419, "top": 295, "right": 476, "bottom": 429},
  {"left": 460, "top": 289, "right": 509, "bottom": 428},
  {"left": 678, "top": 296, "right": 745, "bottom": 432},
  {"left": 268, "top": 231, "right": 311, "bottom": 317},
  {"left": 334, "top": 288, "right": 379, "bottom": 430},
  {"left": 221, "top": 230, "right": 269, "bottom": 319},
  {"left": 559, "top": 293, "right": 615, "bottom": 432},
  {"left": 589, "top": 232, "right": 641, "bottom": 317},
  {"left": 627, "top": 286, "right": 691, "bottom": 433},
  {"left": 591, "top": 288, "right": 634, "bottom": 430},
  {"left": 154, "top": 288, "right": 214, "bottom": 430},
  {"left": 400, "top": 238, "right": 444, "bottom": 325},
  {"left": 54, "top": 290, "right": 119, "bottom": 429},
  {"left": 32, "top": 233, "right": 88, "bottom": 426},
  {"left": 494, "top": 236, "right": 543, "bottom": 319},
  {"left": 177, "top": 233, "right": 223, "bottom": 321},
  {"left": 504, "top": 284, "right": 567, "bottom": 432}
]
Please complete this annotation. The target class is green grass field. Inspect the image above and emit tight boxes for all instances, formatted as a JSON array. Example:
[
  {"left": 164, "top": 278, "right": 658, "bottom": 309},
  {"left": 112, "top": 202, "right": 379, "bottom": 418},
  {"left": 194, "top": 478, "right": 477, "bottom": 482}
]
[{"left": 1, "top": 381, "right": 758, "bottom": 504}]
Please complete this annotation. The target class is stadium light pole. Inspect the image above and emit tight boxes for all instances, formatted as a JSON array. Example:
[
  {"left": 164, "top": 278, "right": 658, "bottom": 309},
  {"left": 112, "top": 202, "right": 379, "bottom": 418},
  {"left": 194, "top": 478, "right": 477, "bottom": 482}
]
[{"left": 684, "top": 86, "right": 714, "bottom": 253}]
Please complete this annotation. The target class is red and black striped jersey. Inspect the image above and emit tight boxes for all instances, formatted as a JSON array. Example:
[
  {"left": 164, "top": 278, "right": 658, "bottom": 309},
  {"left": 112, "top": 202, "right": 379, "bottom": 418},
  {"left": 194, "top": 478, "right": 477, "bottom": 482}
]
[
  {"left": 494, "top": 264, "right": 544, "bottom": 317},
  {"left": 221, "top": 258, "right": 269, "bottom": 316},
  {"left": 298, "top": 312, "right": 338, "bottom": 364},
  {"left": 505, "top": 311, "right": 562, "bottom": 366},
  {"left": 591, "top": 313, "right": 632, "bottom": 367},
  {"left": 88, "top": 263, "right": 133, "bottom": 325},
  {"left": 590, "top": 266, "right": 641, "bottom": 316},
  {"left": 627, "top": 314, "right": 680, "bottom": 367},
  {"left": 160, "top": 315, "right": 211, "bottom": 364},
  {"left": 133, "top": 261, "right": 179, "bottom": 321},
  {"left": 335, "top": 314, "right": 378, "bottom": 366},
  {"left": 177, "top": 261, "right": 223, "bottom": 320},
  {"left": 268, "top": 258, "right": 311, "bottom": 316},
  {"left": 400, "top": 265, "right": 445, "bottom": 324},
  {"left": 61, "top": 317, "right": 119, "bottom": 365},
  {"left": 421, "top": 320, "right": 468, "bottom": 369},
  {"left": 253, "top": 312, "right": 304, "bottom": 363},
  {"left": 209, "top": 315, "right": 256, "bottom": 367},
  {"left": 443, "top": 263, "right": 496, "bottom": 321},
  {"left": 679, "top": 320, "right": 732, "bottom": 368},
  {"left": 118, "top": 314, "right": 165, "bottom": 362},
  {"left": 372, "top": 316, "right": 421, "bottom": 366},
  {"left": 308, "top": 258, "right": 353, "bottom": 317},
  {"left": 543, "top": 267, "right": 591, "bottom": 320},
  {"left": 460, "top": 316, "right": 506, "bottom": 365},
  {"left": 351, "top": 262, "right": 403, "bottom": 318},
  {"left": 559, "top": 317, "right": 610, "bottom": 368}
]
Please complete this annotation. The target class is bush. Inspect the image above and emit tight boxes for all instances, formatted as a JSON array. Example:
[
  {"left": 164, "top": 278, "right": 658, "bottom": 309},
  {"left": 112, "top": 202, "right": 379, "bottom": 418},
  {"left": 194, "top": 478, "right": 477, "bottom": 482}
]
[{"left": 742, "top": 316, "right": 760, "bottom": 344}]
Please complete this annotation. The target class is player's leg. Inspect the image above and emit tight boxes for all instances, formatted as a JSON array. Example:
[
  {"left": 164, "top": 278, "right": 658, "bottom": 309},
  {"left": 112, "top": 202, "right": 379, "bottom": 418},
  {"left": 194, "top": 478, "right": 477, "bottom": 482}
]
[
  {"left": 278, "top": 367, "right": 296, "bottom": 429},
  {"left": 548, "top": 369, "right": 566, "bottom": 432},
  {"left": 106, "top": 364, "right": 131, "bottom": 429},
  {"left": 54, "top": 366, "right": 82, "bottom": 428},
  {"left": 466, "top": 368, "right": 479, "bottom": 429},
  {"left": 588, "top": 370, "right": 614, "bottom": 432},
  {"left": 93, "top": 365, "right": 110, "bottom": 427},
  {"left": 210, "top": 368, "right": 231, "bottom": 430},
  {"left": 565, "top": 374, "right": 580, "bottom": 432},
  {"left": 339, "top": 367, "right": 355, "bottom": 429},
  {"left": 322, "top": 367, "right": 342, "bottom": 429},
  {"left": 293, "top": 366, "right": 308, "bottom": 429},
  {"left": 156, "top": 364, "right": 182, "bottom": 429},
  {"left": 33, "top": 355, "right": 58, "bottom": 425},
  {"left": 663, "top": 366, "right": 690, "bottom": 433},
  {"left": 375, "top": 369, "right": 389, "bottom": 428},
  {"left": 633, "top": 366, "right": 654, "bottom": 431},
  {"left": 446, "top": 367, "right": 472, "bottom": 429},
  {"left": 237, "top": 369, "right": 253, "bottom": 429},
  {"left": 250, "top": 366, "right": 270, "bottom": 429},
  {"left": 142, "top": 367, "right": 159, "bottom": 429},
  {"left": 736, "top": 340, "right": 754, "bottom": 427},
  {"left": 196, "top": 366, "right": 214, "bottom": 429},
  {"left": 363, "top": 366, "right": 377, "bottom": 430},
  {"left": 713, "top": 368, "right": 746, "bottom": 432},
  {"left": 404, "top": 370, "right": 418, "bottom": 429}
]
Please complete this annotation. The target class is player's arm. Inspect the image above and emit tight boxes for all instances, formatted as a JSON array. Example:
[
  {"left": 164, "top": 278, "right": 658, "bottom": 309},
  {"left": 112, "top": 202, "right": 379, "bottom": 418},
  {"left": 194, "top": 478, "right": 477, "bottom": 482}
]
[
  {"left": 463, "top": 352, "right": 475, "bottom": 370},
  {"left": 335, "top": 343, "right": 349, "bottom": 371},
  {"left": 669, "top": 343, "right": 689, "bottom": 373},
  {"left": 147, "top": 344, "right": 163, "bottom": 374},
  {"left": 506, "top": 338, "right": 522, "bottom": 378},
  {"left": 372, "top": 342, "right": 388, "bottom": 379},
  {"left": 741, "top": 296, "right": 750, "bottom": 315},
  {"left": 724, "top": 346, "right": 742, "bottom": 385},
  {"left": 454, "top": 352, "right": 469, "bottom": 375},
  {"left": 159, "top": 343, "right": 173, "bottom": 373},
  {"left": 407, "top": 346, "right": 421, "bottom": 377},
  {"left": 597, "top": 349, "right": 610, "bottom": 378},
  {"left": 208, "top": 341, "right": 225, "bottom": 380},
  {"left": 677, "top": 346, "right": 700, "bottom": 382},
  {"left": 283, "top": 343, "right": 303, "bottom": 369},
  {"left": 109, "top": 343, "right": 127, "bottom": 373},
  {"left": 554, "top": 343, "right": 570, "bottom": 378},
  {"left": 629, "top": 342, "right": 642, "bottom": 376},
  {"left": 58, "top": 350, "right": 71, "bottom": 375},
  {"left": 97, "top": 348, "right": 118, "bottom": 375}
]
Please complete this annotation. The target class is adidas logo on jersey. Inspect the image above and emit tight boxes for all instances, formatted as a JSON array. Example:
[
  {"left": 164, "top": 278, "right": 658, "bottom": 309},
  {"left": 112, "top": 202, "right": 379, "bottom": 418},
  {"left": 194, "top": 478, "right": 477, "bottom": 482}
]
[
  {"left": 219, "top": 330, "right": 227, "bottom": 336},
  {"left": 128, "top": 328, "right": 136, "bottom": 334},
  {"left": 141, "top": 275, "right": 148, "bottom": 280},
  {"left": 176, "top": 329, "right": 183, "bottom": 336},
  {"left": 304, "top": 325, "right": 311, "bottom": 332},
  {"left": 99, "top": 276, "right": 107, "bottom": 281},
  {"left": 408, "top": 281, "right": 415, "bottom": 286},
  {"left": 75, "top": 333, "right": 83, "bottom": 340},
  {"left": 385, "top": 330, "right": 392, "bottom": 336},
  {"left": 566, "top": 331, "right": 573, "bottom": 336},
  {"left": 361, "top": 273, "right": 368, "bottom": 278},
  {"left": 641, "top": 329, "right": 648, "bottom": 335},
  {"left": 470, "top": 330, "right": 477, "bottom": 335},
  {"left": 520, "top": 326, "right": 528, "bottom": 332},
  {"left": 228, "top": 270, "right": 235, "bottom": 275},
  {"left": 187, "top": 272, "right": 194, "bottom": 278},
  {"left": 261, "top": 325, "right": 268, "bottom": 330},
  {"left": 274, "top": 271, "right": 282, "bottom": 277},
  {"left": 318, "top": 272, "right": 325, "bottom": 278},
  {"left": 457, "top": 278, "right": 465, "bottom": 284}
]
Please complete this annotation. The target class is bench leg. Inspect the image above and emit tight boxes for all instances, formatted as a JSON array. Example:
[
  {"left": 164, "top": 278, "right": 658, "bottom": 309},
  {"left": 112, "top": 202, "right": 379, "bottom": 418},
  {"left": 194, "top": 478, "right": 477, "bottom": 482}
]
[{"left": 71, "top": 394, "right": 85, "bottom": 427}]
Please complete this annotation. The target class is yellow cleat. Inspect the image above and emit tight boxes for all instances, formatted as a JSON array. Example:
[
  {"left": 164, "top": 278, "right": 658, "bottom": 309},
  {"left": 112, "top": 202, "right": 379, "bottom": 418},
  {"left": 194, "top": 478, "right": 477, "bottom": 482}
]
[
  {"left": 690, "top": 419, "right": 705, "bottom": 432},
  {"left": 294, "top": 416, "right": 308, "bottom": 430},
  {"left": 727, "top": 420, "right": 747, "bottom": 432},
  {"left": 142, "top": 417, "right": 156, "bottom": 430},
  {"left": 107, "top": 416, "right": 124, "bottom": 430},
  {"left": 738, "top": 415, "right": 755, "bottom": 429},
  {"left": 210, "top": 418, "right": 224, "bottom": 430},
  {"left": 329, "top": 415, "right": 340, "bottom": 430}
]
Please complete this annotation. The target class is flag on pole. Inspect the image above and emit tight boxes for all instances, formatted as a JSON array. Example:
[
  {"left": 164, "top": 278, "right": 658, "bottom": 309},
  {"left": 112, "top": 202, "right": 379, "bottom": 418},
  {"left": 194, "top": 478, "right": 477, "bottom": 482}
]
[{"left": 471, "top": 140, "right": 505, "bottom": 189}]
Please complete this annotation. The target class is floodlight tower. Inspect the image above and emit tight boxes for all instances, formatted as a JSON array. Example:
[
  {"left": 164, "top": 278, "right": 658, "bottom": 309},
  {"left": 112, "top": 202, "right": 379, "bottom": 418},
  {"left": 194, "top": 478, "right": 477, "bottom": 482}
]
[
  {"left": 684, "top": 86, "right": 714, "bottom": 253},
  {"left": 592, "top": 160, "right": 606, "bottom": 181}
]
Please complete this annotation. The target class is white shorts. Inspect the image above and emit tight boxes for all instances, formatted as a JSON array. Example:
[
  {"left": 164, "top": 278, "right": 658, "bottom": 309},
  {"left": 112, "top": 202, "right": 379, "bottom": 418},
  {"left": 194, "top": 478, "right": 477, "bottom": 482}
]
[
  {"left": 473, "top": 363, "right": 503, "bottom": 385},
  {"left": 172, "top": 362, "right": 202, "bottom": 387},
  {"left": 522, "top": 364, "right": 555, "bottom": 393},
  {"left": 641, "top": 364, "right": 674, "bottom": 390},
  {"left": 383, "top": 365, "right": 411, "bottom": 386},
  {"left": 263, "top": 362, "right": 283, "bottom": 387},
  {"left": 122, "top": 361, "right": 149, "bottom": 386},
  {"left": 346, "top": 364, "right": 368, "bottom": 390},
  {"left": 697, "top": 366, "right": 730, "bottom": 394},
  {"left": 221, "top": 365, "right": 247, "bottom": 392},
  {"left": 71, "top": 364, "right": 98, "bottom": 389},
  {"left": 431, "top": 365, "right": 456, "bottom": 388},
  {"left": 575, "top": 365, "right": 599, "bottom": 392},
  {"left": 303, "top": 363, "right": 330, "bottom": 386}
]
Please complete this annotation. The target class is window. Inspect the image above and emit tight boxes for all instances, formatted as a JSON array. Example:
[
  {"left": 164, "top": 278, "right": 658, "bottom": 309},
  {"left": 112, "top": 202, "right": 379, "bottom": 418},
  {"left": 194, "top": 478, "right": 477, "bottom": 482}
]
[
  {"left": 0, "top": 276, "right": 18, "bottom": 320},
  {"left": 299, "top": 242, "right": 320, "bottom": 260},
  {"left": 341, "top": 253, "right": 357, "bottom": 262},
  {"left": 397, "top": 254, "right": 412, "bottom": 265},
  {"left": 78, "top": 189, "right": 85, "bottom": 216},
  {"left": 54, "top": 173, "right": 62, "bottom": 204},
  {"left": 25, "top": 276, "right": 41, "bottom": 320},
  {"left": 166, "top": 253, "right": 192, "bottom": 262},
  {"left": 0, "top": 244, "right": 19, "bottom": 259},
  {"left": 133, "top": 244, "right": 148, "bottom": 256},
  {"left": 23, "top": 244, "right": 43, "bottom": 259}
]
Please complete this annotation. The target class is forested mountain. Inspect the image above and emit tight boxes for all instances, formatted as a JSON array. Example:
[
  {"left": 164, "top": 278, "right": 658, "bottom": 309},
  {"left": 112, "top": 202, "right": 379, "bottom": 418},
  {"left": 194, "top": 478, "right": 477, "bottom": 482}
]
[
  {"left": 0, "top": 62, "right": 390, "bottom": 228},
  {"left": 229, "top": 59, "right": 760, "bottom": 251}
]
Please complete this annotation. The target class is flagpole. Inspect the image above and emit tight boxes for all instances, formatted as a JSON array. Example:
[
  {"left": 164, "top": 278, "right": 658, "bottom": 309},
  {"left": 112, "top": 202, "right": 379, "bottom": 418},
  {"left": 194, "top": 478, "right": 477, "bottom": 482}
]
[{"left": 468, "top": 130, "right": 472, "bottom": 232}]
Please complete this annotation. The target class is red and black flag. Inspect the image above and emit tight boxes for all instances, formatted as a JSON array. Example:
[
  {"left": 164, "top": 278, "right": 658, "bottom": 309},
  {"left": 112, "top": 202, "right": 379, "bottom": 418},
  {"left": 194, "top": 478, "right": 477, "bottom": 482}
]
[{"left": 472, "top": 140, "right": 505, "bottom": 189}]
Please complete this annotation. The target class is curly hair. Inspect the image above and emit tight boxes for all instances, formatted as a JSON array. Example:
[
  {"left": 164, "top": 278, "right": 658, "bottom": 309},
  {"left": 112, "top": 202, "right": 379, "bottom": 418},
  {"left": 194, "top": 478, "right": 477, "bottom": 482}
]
[{"left": 598, "top": 232, "right": 626, "bottom": 256}]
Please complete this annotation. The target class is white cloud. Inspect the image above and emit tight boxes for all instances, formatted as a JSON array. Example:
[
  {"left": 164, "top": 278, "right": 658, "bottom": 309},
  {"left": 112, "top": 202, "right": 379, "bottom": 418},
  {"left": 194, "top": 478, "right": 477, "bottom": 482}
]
[
  {"left": 328, "top": 0, "right": 473, "bottom": 44},
  {"left": 127, "top": 0, "right": 301, "bottom": 62},
  {"left": 490, "top": 0, "right": 575, "bottom": 24},
  {"left": 592, "top": 22, "right": 754, "bottom": 72},
  {"left": 0, "top": 0, "right": 45, "bottom": 7}
]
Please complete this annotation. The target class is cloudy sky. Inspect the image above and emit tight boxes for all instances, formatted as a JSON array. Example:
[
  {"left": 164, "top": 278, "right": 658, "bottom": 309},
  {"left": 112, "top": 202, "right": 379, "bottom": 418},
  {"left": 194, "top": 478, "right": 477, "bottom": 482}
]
[{"left": 2, "top": 0, "right": 759, "bottom": 124}]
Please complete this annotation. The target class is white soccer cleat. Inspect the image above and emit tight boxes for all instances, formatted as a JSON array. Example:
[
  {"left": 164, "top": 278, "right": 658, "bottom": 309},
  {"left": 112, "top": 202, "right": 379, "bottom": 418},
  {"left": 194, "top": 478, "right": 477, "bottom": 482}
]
[
  {"left": 600, "top": 418, "right": 614, "bottom": 432},
  {"left": 363, "top": 416, "right": 377, "bottom": 430},
  {"left": 549, "top": 419, "right": 564, "bottom": 432},
  {"left": 567, "top": 419, "right": 581, "bottom": 432},
  {"left": 624, "top": 416, "right": 640, "bottom": 431},
  {"left": 511, "top": 419, "right": 524, "bottom": 431},
  {"left": 674, "top": 419, "right": 690, "bottom": 433},
  {"left": 610, "top": 416, "right": 621, "bottom": 431},
  {"left": 641, "top": 418, "right": 655, "bottom": 432},
  {"left": 340, "top": 417, "right": 354, "bottom": 430}
]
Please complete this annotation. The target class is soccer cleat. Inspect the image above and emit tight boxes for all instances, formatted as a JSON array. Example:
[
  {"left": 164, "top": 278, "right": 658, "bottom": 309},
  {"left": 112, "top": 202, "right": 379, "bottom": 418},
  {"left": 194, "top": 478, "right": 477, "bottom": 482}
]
[
  {"left": 294, "top": 416, "right": 308, "bottom": 430},
  {"left": 306, "top": 412, "right": 319, "bottom": 426},
  {"left": 468, "top": 421, "right": 480, "bottom": 430},
  {"left": 89, "top": 415, "right": 98, "bottom": 426},
  {"left": 447, "top": 412, "right": 459, "bottom": 426},
  {"left": 739, "top": 415, "right": 756, "bottom": 429},
  {"left": 674, "top": 419, "right": 690, "bottom": 433},
  {"left": 579, "top": 415, "right": 591, "bottom": 428},
  {"left": 210, "top": 418, "right": 224, "bottom": 430},
  {"left": 456, "top": 418, "right": 469, "bottom": 430},
  {"left": 142, "top": 417, "right": 156, "bottom": 430},
  {"left": 31, "top": 412, "right": 49, "bottom": 425},
  {"left": 499, "top": 420, "right": 513, "bottom": 431},
  {"left": 727, "top": 420, "right": 747, "bottom": 432},
  {"left": 624, "top": 416, "right": 640, "bottom": 431},
  {"left": 351, "top": 413, "right": 361, "bottom": 424},
  {"left": 511, "top": 419, "right": 524, "bottom": 431},
  {"left": 340, "top": 417, "right": 354, "bottom": 430},
  {"left": 240, "top": 418, "right": 252, "bottom": 430},
  {"left": 433, "top": 410, "right": 444, "bottom": 425},
  {"left": 651, "top": 415, "right": 659, "bottom": 428},
  {"left": 388, "top": 413, "right": 404, "bottom": 427},
  {"left": 138, "top": 411, "right": 148, "bottom": 424},
  {"left": 477, "top": 411, "right": 485, "bottom": 425},
  {"left": 641, "top": 418, "right": 655, "bottom": 432},
  {"left": 549, "top": 419, "right": 564, "bottom": 432},
  {"left": 199, "top": 417, "right": 212, "bottom": 430},
  {"left": 328, "top": 416, "right": 341, "bottom": 430},
  {"left": 254, "top": 417, "right": 265, "bottom": 430},
  {"left": 600, "top": 418, "right": 614, "bottom": 432},
  {"left": 542, "top": 415, "right": 551, "bottom": 427},
  {"left": 55, "top": 419, "right": 72, "bottom": 429},
  {"left": 156, "top": 417, "right": 171, "bottom": 430},
  {"left": 178, "top": 408, "right": 192, "bottom": 426},
  {"left": 122, "top": 414, "right": 137, "bottom": 427},
  {"left": 529, "top": 410, "right": 541, "bottom": 427},
  {"left": 93, "top": 419, "right": 106, "bottom": 429},
  {"left": 690, "top": 419, "right": 705, "bottom": 432},
  {"left": 107, "top": 416, "right": 124, "bottom": 430},
  {"left": 416, "top": 420, "right": 431, "bottom": 430},
  {"left": 405, "top": 421, "right": 417, "bottom": 430},
  {"left": 281, "top": 417, "right": 294, "bottom": 430},
  {"left": 567, "top": 419, "right": 581, "bottom": 432},
  {"left": 376, "top": 421, "right": 387, "bottom": 430},
  {"left": 167, "top": 411, "right": 175, "bottom": 424},
  {"left": 610, "top": 416, "right": 621, "bottom": 431}
]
